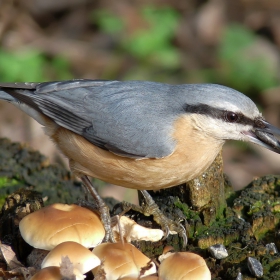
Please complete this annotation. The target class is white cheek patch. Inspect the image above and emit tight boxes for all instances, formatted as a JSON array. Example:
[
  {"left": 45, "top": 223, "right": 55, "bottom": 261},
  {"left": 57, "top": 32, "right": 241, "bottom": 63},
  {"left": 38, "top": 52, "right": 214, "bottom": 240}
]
[{"left": 191, "top": 114, "right": 253, "bottom": 141}]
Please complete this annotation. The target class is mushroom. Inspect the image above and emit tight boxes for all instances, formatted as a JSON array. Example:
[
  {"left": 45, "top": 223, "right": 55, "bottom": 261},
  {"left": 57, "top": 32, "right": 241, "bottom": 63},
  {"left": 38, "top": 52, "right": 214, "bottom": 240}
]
[
  {"left": 112, "top": 216, "right": 163, "bottom": 242},
  {"left": 119, "top": 276, "right": 159, "bottom": 280},
  {"left": 41, "top": 241, "right": 100, "bottom": 275},
  {"left": 158, "top": 246, "right": 211, "bottom": 280},
  {"left": 19, "top": 203, "right": 105, "bottom": 250},
  {"left": 30, "top": 266, "right": 61, "bottom": 280},
  {"left": 92, "top": 242, "right": 156, "bottom": 280},
  {"left": 30, "top": 266, "right": 85, "bottom": 280}
]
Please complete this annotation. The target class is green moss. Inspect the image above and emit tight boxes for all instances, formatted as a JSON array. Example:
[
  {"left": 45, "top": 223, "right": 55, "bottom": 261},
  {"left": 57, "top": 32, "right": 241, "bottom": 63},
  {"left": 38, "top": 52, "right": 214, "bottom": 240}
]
[
  {"left": 247, "top": 200, "right": 266, "bottom": 215},
  {"left": 0, "top": 138, "right": 84, "bottom": 208},
  {"left": 174, "top": 199, "right": 200, "bottom": 220},
  {"left": 0, "top": 177, "right": 20, "bottom": 188}
]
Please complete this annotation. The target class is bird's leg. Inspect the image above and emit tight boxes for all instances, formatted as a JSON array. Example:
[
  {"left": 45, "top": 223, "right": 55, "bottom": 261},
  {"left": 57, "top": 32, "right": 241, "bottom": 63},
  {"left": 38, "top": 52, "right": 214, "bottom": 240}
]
[
  {"left": 122, "top": 190, "right": 187, "bottom": 248},
  {"left": 81, "top": 176, "right": 115, "bottom": 243},
  {"left": 80, "top": 183, "right": 89, "bottom": 201}
]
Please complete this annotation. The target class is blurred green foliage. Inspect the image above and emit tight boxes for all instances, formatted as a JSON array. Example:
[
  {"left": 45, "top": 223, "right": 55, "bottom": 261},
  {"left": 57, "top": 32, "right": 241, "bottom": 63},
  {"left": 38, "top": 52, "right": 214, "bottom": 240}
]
[
  {"left": 0, "top": 49, "right": 72, "bottom": 82},
  {"left": 93, "top": 6, "right": 181, "bottom": 80},
  {"left": 93, "top": 9, "right": 124, "bottom": 34},
  {"left": 0, "top": 8, "right": 278, "bottom": 95},
  {"left": 122, "top": 7, "right": 180, "bottom": 66},
  {"left": 202, "top": 24, "right": 279, "bottom": 95},
  {"left": 218, "top": 24, "right": 278, "bottom": 92},
  {"left": 94, "top": 6, "right": 279, "bottom": 92}
]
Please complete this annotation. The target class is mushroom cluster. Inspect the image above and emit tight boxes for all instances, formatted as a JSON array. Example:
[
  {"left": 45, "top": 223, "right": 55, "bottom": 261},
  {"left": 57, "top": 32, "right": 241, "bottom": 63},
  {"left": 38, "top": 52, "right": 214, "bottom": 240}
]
[
  {"left": 19, "top": 204, "right": 105, "bottom": 279},
  {"left": 19, "top": 203, "right": 211, "bottom": 279}
]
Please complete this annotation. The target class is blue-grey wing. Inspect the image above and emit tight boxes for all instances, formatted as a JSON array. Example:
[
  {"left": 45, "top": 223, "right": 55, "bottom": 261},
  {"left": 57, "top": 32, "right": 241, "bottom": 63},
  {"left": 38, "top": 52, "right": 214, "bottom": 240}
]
[{"left": 0, "top": 80, "right": 179, "bottom": 158}]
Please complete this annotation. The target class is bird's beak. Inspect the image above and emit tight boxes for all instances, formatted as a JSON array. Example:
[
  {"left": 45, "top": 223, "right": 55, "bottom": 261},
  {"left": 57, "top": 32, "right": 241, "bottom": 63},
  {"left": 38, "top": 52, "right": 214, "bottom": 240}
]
[{"left": 243, "top": 120, "right": 280, "bottom": 154}]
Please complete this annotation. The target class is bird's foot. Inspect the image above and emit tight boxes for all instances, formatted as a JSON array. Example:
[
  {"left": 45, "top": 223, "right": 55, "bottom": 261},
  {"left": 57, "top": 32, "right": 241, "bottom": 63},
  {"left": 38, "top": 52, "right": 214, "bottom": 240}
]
[
  {"left": 81, "top": 176, "right": 115, "bottom": 243},
  {"left": 120, "top": 190, "right": 187, "bottom": 247}
]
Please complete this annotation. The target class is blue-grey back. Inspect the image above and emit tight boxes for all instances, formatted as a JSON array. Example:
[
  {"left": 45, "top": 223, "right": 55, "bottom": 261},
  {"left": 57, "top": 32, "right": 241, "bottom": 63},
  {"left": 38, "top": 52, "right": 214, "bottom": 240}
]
[{"left": 0, "top": 80, "right": 259, "bottom": 158}]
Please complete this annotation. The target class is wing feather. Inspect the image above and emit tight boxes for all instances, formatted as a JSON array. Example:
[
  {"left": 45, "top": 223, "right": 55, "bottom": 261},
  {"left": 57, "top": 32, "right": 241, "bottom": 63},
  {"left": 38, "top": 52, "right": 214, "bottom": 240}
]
[{"left": 0, "top": 80, "right": 178, "bottom": 158}]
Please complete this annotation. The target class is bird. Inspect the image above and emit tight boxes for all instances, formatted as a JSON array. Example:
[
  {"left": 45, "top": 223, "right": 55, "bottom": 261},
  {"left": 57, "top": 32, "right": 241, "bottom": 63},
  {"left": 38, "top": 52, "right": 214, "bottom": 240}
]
[{"left": 1, "top": 79, "right": 280, "bottom": 244}]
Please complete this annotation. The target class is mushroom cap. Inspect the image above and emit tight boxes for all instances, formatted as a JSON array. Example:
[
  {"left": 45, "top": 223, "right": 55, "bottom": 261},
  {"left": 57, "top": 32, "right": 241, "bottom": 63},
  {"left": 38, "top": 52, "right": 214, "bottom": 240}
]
[
  {"left": 30, "top": 266, "right": 85, "bottom": 280},
  {"left": 92, "top": 242, "right": 156, "bottom": 280},
  {"left": 158, "top": 252, "right": 211, "bottom": 280},
  {"left": 30, "top": 266, "right": 61, "bottom": 280},
  {"left": 119, "top": 276, "right": 159, "bottom": 280},
  {"left": 41, "top": 241, "right": 100, "bottom": 274},
  {"left": 19, "top": 203, "right": 105, "bottom": 250}
]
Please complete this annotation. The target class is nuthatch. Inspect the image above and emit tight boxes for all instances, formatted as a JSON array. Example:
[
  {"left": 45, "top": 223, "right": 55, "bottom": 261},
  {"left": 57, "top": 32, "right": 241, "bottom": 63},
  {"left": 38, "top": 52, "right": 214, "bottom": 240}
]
[{"left": 1, "top": 80, "right": 280, "bottom": 243}]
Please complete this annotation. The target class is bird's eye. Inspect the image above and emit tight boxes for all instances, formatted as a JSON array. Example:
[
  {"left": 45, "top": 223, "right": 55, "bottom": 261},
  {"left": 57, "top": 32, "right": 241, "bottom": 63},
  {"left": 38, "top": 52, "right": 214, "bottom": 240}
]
[{"left": 225, "top": 111, "right": 239, "bottom": 123}]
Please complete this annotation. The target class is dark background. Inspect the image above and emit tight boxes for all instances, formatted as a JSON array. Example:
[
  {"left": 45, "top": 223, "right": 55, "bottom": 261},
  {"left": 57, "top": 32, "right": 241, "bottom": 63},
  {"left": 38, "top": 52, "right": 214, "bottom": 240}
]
[{"left": 0, "top": 0, "right": 280, "bottom": 202}]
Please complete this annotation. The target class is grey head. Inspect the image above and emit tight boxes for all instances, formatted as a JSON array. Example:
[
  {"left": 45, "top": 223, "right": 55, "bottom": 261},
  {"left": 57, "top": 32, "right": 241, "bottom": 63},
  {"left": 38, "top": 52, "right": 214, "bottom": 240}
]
[{"left": 176, "top": 83, "right": 280, "bottom": 153}]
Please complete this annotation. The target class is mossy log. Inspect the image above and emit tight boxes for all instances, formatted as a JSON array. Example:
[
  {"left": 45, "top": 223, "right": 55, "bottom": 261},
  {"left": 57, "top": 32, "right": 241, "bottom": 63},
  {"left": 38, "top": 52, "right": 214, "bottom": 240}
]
[{"left": 1, "top": 138, "right": 280, "bottom": 279}]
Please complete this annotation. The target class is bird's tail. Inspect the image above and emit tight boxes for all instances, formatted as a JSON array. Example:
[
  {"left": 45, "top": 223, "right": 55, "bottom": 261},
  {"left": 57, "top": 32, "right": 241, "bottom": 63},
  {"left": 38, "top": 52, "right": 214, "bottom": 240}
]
[
  {"left": 0, "top": 83, "right": 47, "bottom": 125},
  {"left": 0, "top": 90, "right": 16, "bottom": 102},
  {"left": 0, "top": 82, "right": 38, "bottom": 102}
]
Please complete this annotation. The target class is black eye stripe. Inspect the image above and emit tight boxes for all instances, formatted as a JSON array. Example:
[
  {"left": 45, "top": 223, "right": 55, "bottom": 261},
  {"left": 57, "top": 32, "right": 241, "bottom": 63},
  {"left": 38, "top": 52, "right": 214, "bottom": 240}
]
[{"left": 184, "top": 103, "right": 255, "bottom": 126}]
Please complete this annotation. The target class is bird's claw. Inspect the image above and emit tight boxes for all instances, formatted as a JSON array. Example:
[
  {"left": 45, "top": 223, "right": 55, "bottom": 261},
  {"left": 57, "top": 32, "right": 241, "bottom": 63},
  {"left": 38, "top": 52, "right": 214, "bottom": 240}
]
[
  {"left": 160, "top": 220, "right": 187, "bottom": 247},
  {"left": 77, "top": 198, "right": 116, "bottom": 243},
  {"left": 179, "top": 223, "right": 188, "bottom": 248},
  {"left": 161, "top": 226, "right": 170, "bottom": 241},
  {"left": 149, "top": 205, "right": 187, "bottom": 247},
  {"left": 116, "top": 191, "right": 188, "bottom": 247}
]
